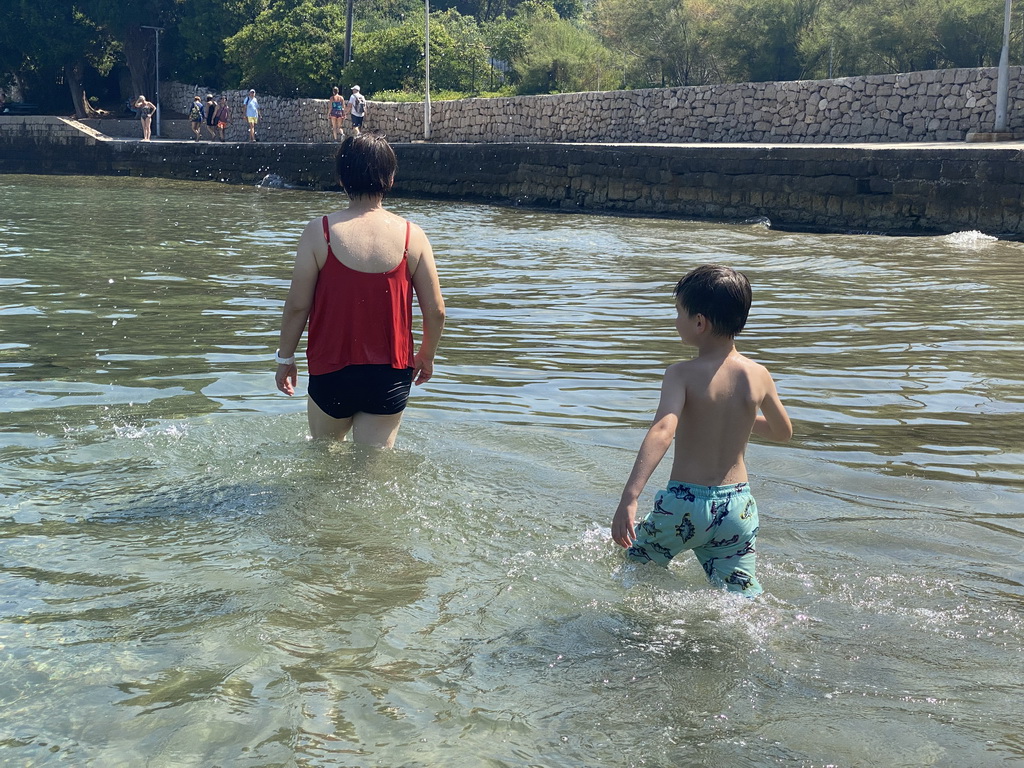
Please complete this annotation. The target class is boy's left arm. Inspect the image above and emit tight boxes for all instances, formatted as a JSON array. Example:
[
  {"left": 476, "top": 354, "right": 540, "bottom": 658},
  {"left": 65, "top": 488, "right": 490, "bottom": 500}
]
[
  {"left": 751, "top": 367, "right": 793, "bottom": 443},
  {"left": 611, "top": 366, "right": 686, "bottom": 548}
]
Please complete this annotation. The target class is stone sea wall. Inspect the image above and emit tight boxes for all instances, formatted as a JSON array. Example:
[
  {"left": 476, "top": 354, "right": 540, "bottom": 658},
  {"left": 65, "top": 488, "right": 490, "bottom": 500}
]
[
  {"left": 3, "top": 125, "right": 1023, "bottom": 236},
  {"left": 0, "top": 115, "right": 109, "bottom": 144},
  {"left": 161, "top": 66, "right": 1024, "bottom": 144}
]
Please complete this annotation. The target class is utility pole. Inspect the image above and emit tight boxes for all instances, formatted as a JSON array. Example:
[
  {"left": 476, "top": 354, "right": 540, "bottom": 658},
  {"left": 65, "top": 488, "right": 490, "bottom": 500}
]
[
  {"left": 995, "top": 0, "right": 1012, "bottom": 133},
  {"left": 344, "top": 0, "right": 354, "bottom": 64},
  {"left": 424, "top": 0, "right": 431, "bottom": 140},
  {"left": 142, "top": 26, "right": 163, "bottom": 137}
]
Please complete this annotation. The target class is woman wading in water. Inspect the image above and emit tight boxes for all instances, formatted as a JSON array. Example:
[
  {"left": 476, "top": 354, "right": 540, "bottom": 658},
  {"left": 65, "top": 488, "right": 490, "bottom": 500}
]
[{"left": 274, "top": 133, "right": 446, "bottom": 448}]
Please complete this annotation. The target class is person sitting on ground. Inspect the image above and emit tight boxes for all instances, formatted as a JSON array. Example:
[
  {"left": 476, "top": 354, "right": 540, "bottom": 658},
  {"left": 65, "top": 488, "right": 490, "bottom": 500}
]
[
  {"left": 274, "top": 132, "right": 446, "bottom": 448},
  {"left": 611, "top": 264, "right": 793, "bottom": 597}
]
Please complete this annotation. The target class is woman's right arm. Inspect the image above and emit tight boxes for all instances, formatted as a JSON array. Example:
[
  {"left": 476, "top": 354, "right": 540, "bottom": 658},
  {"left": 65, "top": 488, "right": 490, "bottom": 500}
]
[
  {"left": 275, "top": 220, "right": 322, "bottom": 395},
  {"left": 409, "top": 225, "right": 445, "bottom": 386}
]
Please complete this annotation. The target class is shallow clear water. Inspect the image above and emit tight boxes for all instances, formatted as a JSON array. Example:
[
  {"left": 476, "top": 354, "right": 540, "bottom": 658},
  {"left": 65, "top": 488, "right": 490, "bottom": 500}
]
[{"left": 0, "top": 174, "right": 1022, "bottom": 767}]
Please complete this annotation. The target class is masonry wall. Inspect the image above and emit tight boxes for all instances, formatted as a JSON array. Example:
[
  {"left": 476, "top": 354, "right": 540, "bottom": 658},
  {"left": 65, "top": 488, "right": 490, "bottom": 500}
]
[
  {"left": 160, "top": 67, "right": 1024, "bottom": 145},
  {"left": 3, "top": 123, "right": 1023, "bottom": 236}
]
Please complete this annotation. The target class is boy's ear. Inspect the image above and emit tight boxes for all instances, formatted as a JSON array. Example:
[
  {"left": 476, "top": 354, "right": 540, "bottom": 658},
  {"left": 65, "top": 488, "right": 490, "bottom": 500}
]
[{"left": 694, "top": 312, "right": 707, "bottom": 331}]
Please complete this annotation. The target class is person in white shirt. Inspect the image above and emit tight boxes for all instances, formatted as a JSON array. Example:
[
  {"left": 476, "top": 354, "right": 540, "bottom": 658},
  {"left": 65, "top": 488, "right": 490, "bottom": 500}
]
[{"left": 348, "top": 85, "right": 366, "bottom": 136}]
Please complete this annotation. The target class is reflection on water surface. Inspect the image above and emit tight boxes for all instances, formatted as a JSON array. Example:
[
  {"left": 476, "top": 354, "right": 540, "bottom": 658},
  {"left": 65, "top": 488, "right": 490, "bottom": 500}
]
[{"left": 0, "top": 175, "right": 1021, "bottom": 766}]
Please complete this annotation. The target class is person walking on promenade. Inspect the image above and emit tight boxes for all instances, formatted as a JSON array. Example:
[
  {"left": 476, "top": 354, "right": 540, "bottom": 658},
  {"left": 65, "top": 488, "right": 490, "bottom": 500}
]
[
  {"left": 188, "top": 95, "right": 204, "bottom": 140},
  {"left": 348, "top": 85, "right": 366, "bottom": 136},
  {"left": 611, "top": 265, "right": 792, "bottom": 597},
  {"left": 274, "top": 132, "right": 446, "bottom": 448},
  {"left": 134, "top": 96, "right": 156, "bottom": 141},
  {"left": 328, "top": 86, "right": 346, "bottom": 141},
  {"left": 244, "top": 89, "right": 260, "bottom": 141},
  {"left": 215, "top": 95, "right": 231, "bottom": 141},
  {"left": 204, "top": 94, "right": 218, "bottom": 139}
]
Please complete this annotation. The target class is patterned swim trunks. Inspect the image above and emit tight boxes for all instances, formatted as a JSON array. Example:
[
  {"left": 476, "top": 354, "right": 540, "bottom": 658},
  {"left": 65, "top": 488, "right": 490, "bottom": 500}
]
[{"left": 626, "top": 480, "right": 762, "bottom": 597}]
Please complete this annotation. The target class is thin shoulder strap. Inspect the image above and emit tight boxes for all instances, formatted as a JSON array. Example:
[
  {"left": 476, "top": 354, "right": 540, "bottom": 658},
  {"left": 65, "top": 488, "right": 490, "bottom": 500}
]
[
  {"left": 402, "top": 219, "right": 410, "bottom": 258},
  {"left": 321, "top": 216, "right": 330, "bottom": 243}
]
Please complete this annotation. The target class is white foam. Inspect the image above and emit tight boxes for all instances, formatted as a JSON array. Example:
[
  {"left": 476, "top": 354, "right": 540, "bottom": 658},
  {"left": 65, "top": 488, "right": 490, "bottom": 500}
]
[{"left": 943, "top": 230, "right": 998, "bottom": 247}]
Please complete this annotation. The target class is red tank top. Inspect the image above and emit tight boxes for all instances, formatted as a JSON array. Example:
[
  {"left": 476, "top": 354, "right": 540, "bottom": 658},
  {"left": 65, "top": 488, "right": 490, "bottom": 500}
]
[{"left": 306, "top": 216, "right": 415, "bottom": 376}]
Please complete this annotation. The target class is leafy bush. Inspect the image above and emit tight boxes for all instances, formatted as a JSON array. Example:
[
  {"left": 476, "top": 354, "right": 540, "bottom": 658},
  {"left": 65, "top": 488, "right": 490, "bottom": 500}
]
[{"left": 370, "top": 86, "right": 517, "bottom": 102}]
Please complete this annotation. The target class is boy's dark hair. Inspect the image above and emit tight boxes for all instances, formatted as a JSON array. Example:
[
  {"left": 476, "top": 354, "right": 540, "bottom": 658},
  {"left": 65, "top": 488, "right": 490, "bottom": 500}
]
[
  {"left": 335, "top": 132, "right": 396, "bottom": 198},
  {"left": 674, "top": 264, "right": 752, "bottom": 337}
]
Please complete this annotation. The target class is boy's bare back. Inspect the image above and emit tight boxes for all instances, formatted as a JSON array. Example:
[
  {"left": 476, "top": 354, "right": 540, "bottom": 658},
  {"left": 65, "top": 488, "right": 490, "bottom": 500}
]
[
  {"left": 664, "top": 349, "right": 788, "bottom": 487},
  {"left": 611, "top": 264, "right": 791, "bottom": 555}
]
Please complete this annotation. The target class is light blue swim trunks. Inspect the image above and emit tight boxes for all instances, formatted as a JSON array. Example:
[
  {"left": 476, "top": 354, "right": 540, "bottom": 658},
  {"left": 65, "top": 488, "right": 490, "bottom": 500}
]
[{"left": 626, "top": 480, "right": 762, "bottom": 597}]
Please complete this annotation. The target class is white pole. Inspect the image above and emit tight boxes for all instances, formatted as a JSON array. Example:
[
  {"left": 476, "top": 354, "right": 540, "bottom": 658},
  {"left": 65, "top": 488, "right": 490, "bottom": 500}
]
[
  {"left": 142, "top": 26, "right": 163, "bottom": 137},
  {"left": 995, "top": 0, "right": 1012, "bottom": 133},
  {"left": 424, "top": 0, "right": 431, "bottom": 140}
]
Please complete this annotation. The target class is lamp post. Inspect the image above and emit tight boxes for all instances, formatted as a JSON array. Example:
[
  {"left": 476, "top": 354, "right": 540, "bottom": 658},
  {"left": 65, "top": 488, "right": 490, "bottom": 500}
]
[
  {"left": 995, "top": 0, "right": 1012, "bottom": 133},
  {"left": 424, "top": 0, "right": 431, "bottom": 140},
  {"left": 344, "top": 0, "right": 354, "bottom": 64},
  {"left": 142, "top": 25, "right": 163, "bottom": 137}
]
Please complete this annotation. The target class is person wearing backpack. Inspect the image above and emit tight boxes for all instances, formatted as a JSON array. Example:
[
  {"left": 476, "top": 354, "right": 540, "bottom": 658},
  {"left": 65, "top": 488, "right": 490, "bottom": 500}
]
[
  {"left": 348, "top": 85, "right": 366, "bottom": 136},
  {"left": 188, "top": 96, "right": 204, "bottom": 141}
]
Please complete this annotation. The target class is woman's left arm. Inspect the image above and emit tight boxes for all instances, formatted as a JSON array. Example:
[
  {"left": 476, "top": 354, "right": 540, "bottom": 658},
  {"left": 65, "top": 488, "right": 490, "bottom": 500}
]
[
  {"left": 275, "top": 221, "right": 321, "bottom": 395},
  {"left": 409, "top": 224, "right": 445, "bottom": 385}
]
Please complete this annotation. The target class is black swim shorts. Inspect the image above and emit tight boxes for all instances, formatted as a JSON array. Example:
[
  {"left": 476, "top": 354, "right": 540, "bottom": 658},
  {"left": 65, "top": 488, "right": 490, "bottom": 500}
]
[{"left": 307, "top": 364, "right": 413, "bottom": 419}]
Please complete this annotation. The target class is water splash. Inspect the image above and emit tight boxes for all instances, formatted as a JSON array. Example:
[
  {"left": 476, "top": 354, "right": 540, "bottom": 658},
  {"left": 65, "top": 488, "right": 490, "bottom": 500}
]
[
  {"left": 943, "top": 230, "right": 998, "bottom": 248},
  {"left": 255, "top": 174, "right": 292, "bottom": 189}
]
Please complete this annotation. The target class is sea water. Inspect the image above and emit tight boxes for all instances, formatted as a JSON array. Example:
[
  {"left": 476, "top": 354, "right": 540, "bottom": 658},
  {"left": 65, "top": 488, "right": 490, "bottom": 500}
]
[{"left": 0, "top": 174, "right": 1022, "bottom": 766}]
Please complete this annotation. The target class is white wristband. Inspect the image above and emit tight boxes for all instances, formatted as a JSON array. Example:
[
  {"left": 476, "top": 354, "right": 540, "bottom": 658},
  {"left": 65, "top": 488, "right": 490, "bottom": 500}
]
[{"left": 275, "top": 351, "right": 296, "bottom": 365}]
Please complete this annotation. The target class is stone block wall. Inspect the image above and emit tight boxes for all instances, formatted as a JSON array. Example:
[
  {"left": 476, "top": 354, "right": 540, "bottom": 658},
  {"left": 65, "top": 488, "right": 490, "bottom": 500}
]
[
  {"left": 0, "top": 116, "right": 108, "bottom": 144},
  {"left": 161, "top": 84, "right": 343, "bottom": 144},
  {"left": 4, "top": 131, "right": 1022, "bottom": 236},
  {"left": 163, "top": 67, "right": 1023, "bottom": 144}
]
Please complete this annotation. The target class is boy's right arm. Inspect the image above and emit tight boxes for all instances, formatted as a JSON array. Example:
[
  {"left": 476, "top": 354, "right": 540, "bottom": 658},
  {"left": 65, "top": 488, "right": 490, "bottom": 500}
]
[{"left": 611, "top": 366, "right": 686, "bottom": 548}]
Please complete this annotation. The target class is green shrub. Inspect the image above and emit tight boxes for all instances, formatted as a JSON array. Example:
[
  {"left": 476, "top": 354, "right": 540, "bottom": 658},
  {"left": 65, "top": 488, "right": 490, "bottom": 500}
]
[{"left": 370, "top": 87, "right": 516, "bottom": 102}]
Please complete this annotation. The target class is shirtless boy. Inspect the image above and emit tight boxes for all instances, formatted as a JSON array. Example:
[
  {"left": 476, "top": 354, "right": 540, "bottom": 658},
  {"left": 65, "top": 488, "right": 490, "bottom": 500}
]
[{"left": 611, "top": 264, "right": 792, "bottom": 597}]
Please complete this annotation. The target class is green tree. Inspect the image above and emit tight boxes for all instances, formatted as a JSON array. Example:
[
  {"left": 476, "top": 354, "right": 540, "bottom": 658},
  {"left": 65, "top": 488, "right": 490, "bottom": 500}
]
[
  {"left": 799, "top": 0, "right": 1008, "bottom": 78},
  {"left": 482, "top": 15, "right": 530, "bottom": 84},
  {"left": 595, "top": 0, "right": 719, "bottom": 87},
  {"left": 168, "top": 0, "right": 263, "bottom": 87},
  {"left": 224, "top": 0, "right": 347, "bottom": 95},
  {"left": 344, "top": 21, "right": 423, "bottom": 94},
  {"left": 0, "top": 0, "right": 118, "bottom": 116},
  {"left": 514, "top": 5, "right": 617, "bottom": 93},
  {"left": 710, "top": 0, "right": 822, "bottom": 82},
  {"left": 344, "top": 10, "right": 488, "bottom": 95},
  {"left": 74, "top": 0, "right": 181, "bottom": 105}
]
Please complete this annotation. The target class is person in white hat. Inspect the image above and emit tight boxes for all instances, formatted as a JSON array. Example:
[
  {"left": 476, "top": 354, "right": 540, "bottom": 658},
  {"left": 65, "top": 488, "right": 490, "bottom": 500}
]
[
  {"left": 244, "top": 89, "right": 259, "bottom": 142},
  {"left": 348, "top": 85, "right": 366, "bottom": 136}
]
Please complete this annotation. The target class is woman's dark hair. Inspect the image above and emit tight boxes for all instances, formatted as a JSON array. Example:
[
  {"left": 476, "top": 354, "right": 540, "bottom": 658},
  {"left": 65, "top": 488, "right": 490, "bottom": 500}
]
[
  {"left": 335, "top": 132, "right": 396, "bottom": 198},
  {"left": 674, "top": 264, "right": 752, "bottom": 337}
]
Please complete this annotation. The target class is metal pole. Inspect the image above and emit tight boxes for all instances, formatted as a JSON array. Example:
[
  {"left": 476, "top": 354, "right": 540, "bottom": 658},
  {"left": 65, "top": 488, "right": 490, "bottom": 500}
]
[
  {"left": 344, "top": 0, "right": 354, "bottom": 64},
  {"left": 424, "top": 0, "right": 431, "bottom": 140},
  {"left": 995, "top": 0, "right": 1012, "bottom": 133},
  {"left": 142, "top": 26, "right": 163, "bottom": 137}
]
